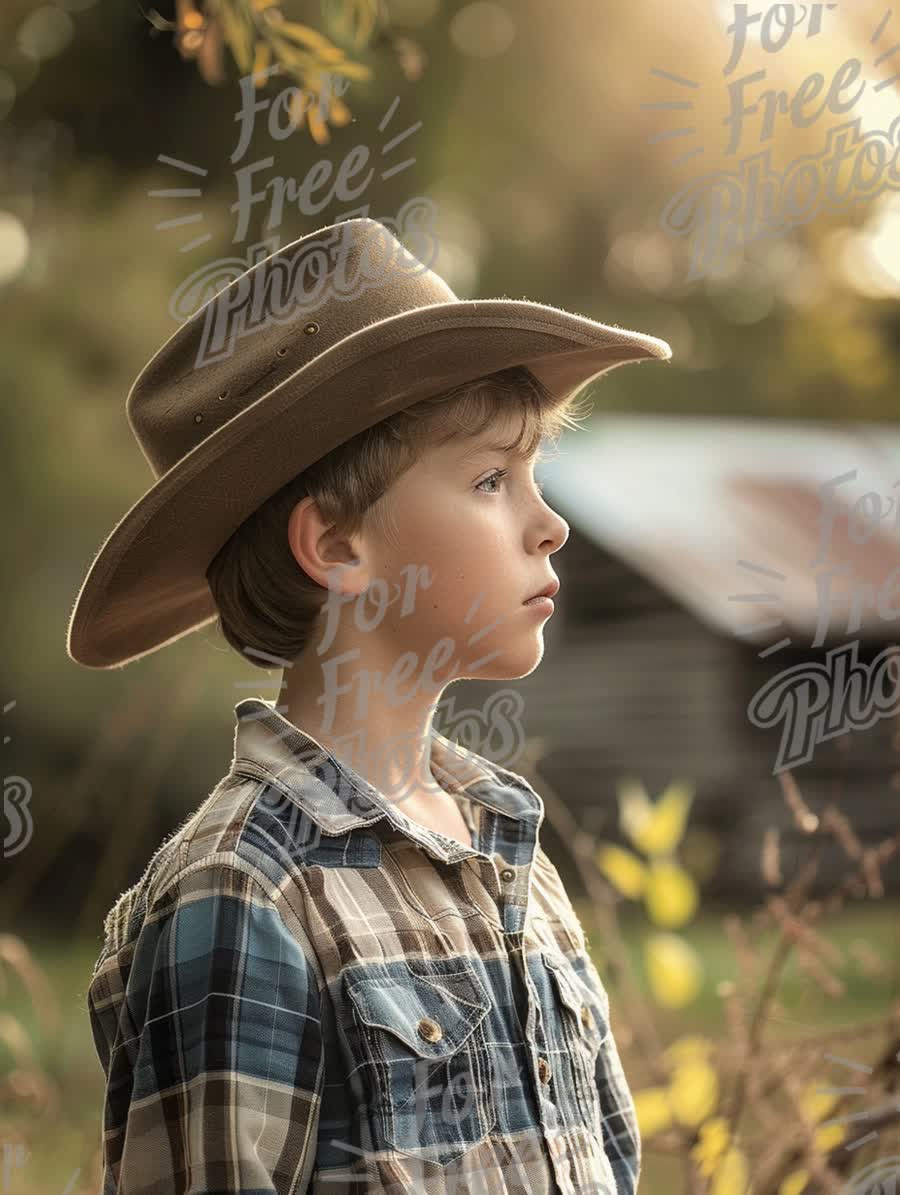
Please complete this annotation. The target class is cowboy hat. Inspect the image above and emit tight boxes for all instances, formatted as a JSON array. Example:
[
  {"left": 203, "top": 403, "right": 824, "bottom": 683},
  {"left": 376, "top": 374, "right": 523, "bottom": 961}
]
[{"left": 66, "top": 216, "right": 672, "bottom": 670}]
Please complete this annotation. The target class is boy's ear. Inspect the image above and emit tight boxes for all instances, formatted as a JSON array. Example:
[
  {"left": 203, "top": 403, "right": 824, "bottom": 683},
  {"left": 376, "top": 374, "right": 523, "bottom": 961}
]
[{"left": 287, "top": 497, "right": 366, "bottom": 595}]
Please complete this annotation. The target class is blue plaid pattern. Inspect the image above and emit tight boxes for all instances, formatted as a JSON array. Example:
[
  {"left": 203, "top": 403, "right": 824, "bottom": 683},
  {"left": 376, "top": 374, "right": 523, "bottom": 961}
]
[{"left": 87, "top": 697, "right": 642, "bottom": 1193}]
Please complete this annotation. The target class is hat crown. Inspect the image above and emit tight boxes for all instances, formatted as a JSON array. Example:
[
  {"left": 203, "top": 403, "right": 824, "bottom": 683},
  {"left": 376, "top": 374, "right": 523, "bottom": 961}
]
[{"left": 126, "top": 217, "right": 456, "bottom": 479}]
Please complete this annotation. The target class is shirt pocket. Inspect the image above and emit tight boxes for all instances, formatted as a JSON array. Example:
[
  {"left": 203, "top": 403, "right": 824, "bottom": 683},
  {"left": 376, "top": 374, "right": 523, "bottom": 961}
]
[
  {"left": 540, "top": 950, "right": 611, "bottom": 1131},
  {"left": 343, "top": 956, "right": 497, "bottom": 1169}
]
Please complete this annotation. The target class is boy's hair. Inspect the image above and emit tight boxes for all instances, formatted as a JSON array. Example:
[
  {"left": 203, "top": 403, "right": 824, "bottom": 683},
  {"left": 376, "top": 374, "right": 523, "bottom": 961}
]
[{"left": 205, "top": 364, "right": 590, "bottom": 669}]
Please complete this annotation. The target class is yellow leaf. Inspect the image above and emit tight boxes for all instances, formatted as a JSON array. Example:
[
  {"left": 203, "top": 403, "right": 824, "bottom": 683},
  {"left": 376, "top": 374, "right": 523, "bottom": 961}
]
[
  {"left": 664, "top": 1035, "right": 715, "bottom": 1067},
  {"left": 632, "top": 1086, "right": 673, "bottom": 1137},
  {"left": 691, "top": 1117, "right": 731, "bottom": 1179},
  {"left": 212, "top": 0, "right": 255, "bottom": 73},
  {"left": 670, "top": 1057, "right": 719, "bottom": 1127},
  {"left": 318, "top": 44, "right": 350, "bottom": 64},
  {"left": 798, "top": 1082, "right": 838, "bottom": 1124},
  {"left": 711, "top": 1146, "right": 750, "bottom": 1195},
  {"left": 350, "top": 0, "right": 378, "bottom": 50},
  {"left": 596, "top": 844, "right": 647, "bottom": 899},
  {"left": 813, "top": 1122, "right": 846, "bottom": 1151},
  {"left": 251, "top": 40, "right": 271, "bottom": 88},
  {"left": 273, "top": 20, "right": 343, "bottom": 57},
  {"left": 307, "top": 102, "right": 331, "bottom": 146},
  {"left": 779, "top": 1169, "right": 809, "bottom": 1195},
  {"left": 328, "top": 59, "right": 372, "bottom": 81},
  {"left": 329, "top": 95, "right": 352, "bottom": 126},
  {"left": 645, "top": 933, "right": 703, "bottom": 1008},
  {"left": 618, "top": 777, "right": 653, "bottom": 843},
  {"left": 644, "top": 782, "right": 694, "bottom": 855},
  {"left": 644, "top": 858, "right": 699, "bottom": 928},
  {"left": 287, "top": 86, "right": 309, "bottom": 130},
  {"left": 618, "top": 777, "right": 694, "bottom": 856}
]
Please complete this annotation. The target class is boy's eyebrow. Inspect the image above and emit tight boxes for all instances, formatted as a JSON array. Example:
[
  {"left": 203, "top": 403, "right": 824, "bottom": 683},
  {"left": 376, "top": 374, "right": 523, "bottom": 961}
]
[{"left": 457, "top": 438, "right": 543, "bottom": 464}]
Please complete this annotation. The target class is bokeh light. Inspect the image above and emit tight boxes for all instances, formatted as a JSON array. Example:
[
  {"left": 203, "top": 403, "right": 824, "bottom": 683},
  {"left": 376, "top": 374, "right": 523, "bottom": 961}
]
[
  {"left": 0, "top": 211, "right": 31, "bottom": 284},
  {"left": 449, "top": 2, "right": 516, "bottom": 58},
  {"left": 16, "top": 6, "right": 75, "bottom": 61}
]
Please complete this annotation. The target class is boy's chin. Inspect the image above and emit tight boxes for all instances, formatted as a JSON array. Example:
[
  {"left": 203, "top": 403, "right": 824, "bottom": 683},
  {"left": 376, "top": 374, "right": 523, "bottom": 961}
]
[{"left": 459, "top": 641, "right": 547, "bottom": 683}]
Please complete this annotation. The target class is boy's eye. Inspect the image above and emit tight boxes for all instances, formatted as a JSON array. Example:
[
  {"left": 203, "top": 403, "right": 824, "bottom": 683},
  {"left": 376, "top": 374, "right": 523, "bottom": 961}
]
[
  {"left": 475, "top": 469, "right": 545, "bottom": 497},
  {"left": 475, "top": 468, "right": 508, "bottom": 494}
]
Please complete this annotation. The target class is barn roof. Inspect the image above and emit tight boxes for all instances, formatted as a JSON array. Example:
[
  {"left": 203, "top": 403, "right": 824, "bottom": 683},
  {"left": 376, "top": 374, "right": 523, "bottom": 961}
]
[{"left": 536, "top": 416, "right": 900, "bottom": 645}]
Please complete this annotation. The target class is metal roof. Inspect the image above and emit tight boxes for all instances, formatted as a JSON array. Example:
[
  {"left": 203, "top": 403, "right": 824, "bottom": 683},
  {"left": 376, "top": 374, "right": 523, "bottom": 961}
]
[{"left": 536, "top": 416, "right": 900, "bottom": 645}]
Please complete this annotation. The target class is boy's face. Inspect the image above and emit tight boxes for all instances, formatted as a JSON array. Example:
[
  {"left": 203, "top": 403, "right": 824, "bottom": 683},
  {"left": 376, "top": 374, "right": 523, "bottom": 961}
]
[{"left": 359, "top": 412, "right": 570, "bottom": 683}]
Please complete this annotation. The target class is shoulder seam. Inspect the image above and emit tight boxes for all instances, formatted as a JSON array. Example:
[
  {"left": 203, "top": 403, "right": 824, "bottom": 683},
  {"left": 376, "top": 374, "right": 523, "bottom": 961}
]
[{"left": 154, "top": 854, "right": 327, "bottom": 994}]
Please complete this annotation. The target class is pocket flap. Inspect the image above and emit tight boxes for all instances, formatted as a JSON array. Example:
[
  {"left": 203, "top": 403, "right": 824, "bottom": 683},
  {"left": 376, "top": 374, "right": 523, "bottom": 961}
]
[
  {"left": 542, "top": 950, "right": 609, "bottom": 1041},
  {"left": 346, "top": 958, "right": 492, "bottom": 1058}
]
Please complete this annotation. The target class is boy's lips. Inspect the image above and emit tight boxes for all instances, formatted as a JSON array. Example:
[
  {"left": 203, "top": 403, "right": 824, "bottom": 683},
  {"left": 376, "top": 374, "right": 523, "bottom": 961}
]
[{"left": 523, "top": 578, "right": 560, "bottom": 603}]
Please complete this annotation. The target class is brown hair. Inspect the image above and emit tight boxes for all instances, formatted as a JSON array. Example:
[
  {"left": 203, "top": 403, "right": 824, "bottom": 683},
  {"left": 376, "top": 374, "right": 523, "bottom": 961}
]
[{"left": 205, "top": 364, "right": 590, "bottom": 670}]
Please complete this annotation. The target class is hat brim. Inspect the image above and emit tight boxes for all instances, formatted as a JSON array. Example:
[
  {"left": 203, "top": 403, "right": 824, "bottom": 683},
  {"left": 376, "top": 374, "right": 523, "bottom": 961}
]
[{"left": 66, "top": 297, "right": 671, "bottom": 669}]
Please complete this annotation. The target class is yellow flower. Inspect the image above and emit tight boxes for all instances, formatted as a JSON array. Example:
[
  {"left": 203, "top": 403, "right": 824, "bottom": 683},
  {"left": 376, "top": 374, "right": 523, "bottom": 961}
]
[
  {"left": 670, "top": 1057, "right": 719, "bottom": 1127},
  {"left": 691, "top": 1116, "right": 730, "bottom": 1178},
  {"left": 632, "top": 1086, "right": 673, "bottom": 1137},
  {"left": 596, "top": 844, "right": 647, "bottom": 898},
  {"left": 645, "top": 933, "right": 703, "bottom": 1007},
  {"left": 618, "top": 778, "right": 694, "bottom": 857},
  {"left": 779, "top": 1169, "right": 809, "bottom": 1195},
  {"left": 644, "top": 858, "right": 698, "bottom": 927},
  {"left": 710, "top": 1145, "right": 750, "bottom": 1195}
]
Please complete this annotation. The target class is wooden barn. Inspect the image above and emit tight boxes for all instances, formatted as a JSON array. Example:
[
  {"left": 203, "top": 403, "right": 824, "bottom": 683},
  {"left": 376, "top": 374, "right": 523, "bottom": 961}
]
[{"left": 451, "top": 414, "right": 900, "bottom": 903}]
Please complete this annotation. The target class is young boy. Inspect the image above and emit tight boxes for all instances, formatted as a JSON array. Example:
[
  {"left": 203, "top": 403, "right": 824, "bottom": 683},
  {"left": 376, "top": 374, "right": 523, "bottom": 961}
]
[{"left": 68, "top": 217, "right": 671, "bottom": 1194}]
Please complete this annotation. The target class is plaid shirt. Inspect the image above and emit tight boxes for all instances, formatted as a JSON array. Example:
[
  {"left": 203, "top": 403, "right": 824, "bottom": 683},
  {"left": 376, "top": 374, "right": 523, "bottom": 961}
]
[{"left": 88, "top": 697, "right": 641, "bottom": 1194}]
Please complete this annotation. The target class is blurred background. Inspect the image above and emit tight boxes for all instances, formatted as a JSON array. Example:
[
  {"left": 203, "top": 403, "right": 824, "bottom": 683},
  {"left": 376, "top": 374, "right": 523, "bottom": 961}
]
[{"left": 2, "top": 0, "right": 900, "bottom": 1190}]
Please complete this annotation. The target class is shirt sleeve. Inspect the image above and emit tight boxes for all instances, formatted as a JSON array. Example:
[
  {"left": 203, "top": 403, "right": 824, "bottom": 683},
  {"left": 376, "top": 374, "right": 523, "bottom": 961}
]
[
  {"left": 594, "top": 1017, "right": 642, "bottom": 1195},
  {"left": 88, "top": 863, "right": 324, "bottom": 1195}
]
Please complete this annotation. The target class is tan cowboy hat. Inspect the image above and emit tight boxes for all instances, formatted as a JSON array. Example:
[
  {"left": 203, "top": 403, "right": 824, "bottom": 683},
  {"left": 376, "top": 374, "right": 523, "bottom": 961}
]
[{"left": 66, "top": 216, "right": 672, "bottom": 670}]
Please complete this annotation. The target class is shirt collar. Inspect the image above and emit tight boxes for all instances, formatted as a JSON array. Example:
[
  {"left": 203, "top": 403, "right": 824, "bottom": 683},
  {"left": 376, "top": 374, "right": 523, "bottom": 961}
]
[{"left": 229, "top": 696, "right": 543, "bottom": 843}]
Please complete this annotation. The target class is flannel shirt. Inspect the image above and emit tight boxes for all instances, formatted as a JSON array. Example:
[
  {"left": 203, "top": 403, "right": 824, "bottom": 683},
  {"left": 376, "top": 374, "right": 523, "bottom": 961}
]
[{"left": 87, "top": 696, "right": 642, "bottom": 1194}]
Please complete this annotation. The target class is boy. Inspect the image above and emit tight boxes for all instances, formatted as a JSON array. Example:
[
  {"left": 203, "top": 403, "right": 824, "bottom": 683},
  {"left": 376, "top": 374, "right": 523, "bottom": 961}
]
[{"left": 68, "top": 217, "right": 671, "bottom": 1194}]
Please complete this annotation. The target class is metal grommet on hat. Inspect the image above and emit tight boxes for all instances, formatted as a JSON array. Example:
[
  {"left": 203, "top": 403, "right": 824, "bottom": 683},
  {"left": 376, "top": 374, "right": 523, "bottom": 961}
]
[{"left": 304, "top": 321, "right": 320, "bottom": 335}]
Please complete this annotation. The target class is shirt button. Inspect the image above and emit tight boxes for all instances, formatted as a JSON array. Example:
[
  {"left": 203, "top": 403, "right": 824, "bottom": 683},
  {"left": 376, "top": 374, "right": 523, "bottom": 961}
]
[
  {"left": 537, "top": 1057, "right": 552, "bottom": 1084},
  {"left": 417, "top": 1017, "right": 443, "bottom": 1043},
  {"left": 580, "top": 1004, "right": 593, "bottom": 1031}
]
